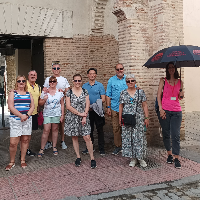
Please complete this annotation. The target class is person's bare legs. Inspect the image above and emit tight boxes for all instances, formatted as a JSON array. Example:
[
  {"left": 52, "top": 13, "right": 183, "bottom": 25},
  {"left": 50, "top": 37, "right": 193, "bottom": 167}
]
[
  {"left": 59, "top": 121, "right": 65, "bottom": 141},
  {"left": 8, "top": 137, "right": 20, "bottom": 163},
  {"left": 83, "top": 135, "right": 94, "bottom": 160},
  {"left": 20, "top": 135, "right": 29, "bottom": 165},
  {"left": 47, "top": 130, "right": 52, "bottom": 142},
  {"left": 72, "top": 136, "right": 80, "bottom": 158},
  {"left": 39, "top": 123, "right": 51, "bottom": 154},
  {"left": 52, "top": 123, "right": 59, "bottom": 152}
]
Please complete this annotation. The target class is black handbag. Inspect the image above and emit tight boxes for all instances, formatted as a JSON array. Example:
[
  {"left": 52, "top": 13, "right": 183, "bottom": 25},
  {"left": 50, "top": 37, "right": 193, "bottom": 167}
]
[{"left": 121, "top": 90, "right": 139, "bottom": 127}]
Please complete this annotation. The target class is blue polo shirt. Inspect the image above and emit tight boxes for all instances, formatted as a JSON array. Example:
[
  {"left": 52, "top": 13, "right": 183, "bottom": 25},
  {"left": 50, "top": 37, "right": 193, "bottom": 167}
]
[
  {"left": 106, "top": 75, "right": 137, "bottom": 112},
  {"left": 82, "top": 81, "right": 105, "bottom": 104}
]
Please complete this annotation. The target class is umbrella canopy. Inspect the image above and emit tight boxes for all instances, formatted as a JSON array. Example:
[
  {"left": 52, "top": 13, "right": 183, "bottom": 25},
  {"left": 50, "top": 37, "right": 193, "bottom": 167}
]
[{"left": 144, "top": 45, "right": 200, "bottom": 68}]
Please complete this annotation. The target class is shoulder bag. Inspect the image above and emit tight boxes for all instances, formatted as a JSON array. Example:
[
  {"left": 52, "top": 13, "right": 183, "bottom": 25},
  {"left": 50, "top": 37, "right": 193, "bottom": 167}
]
[{"left": 121, "top": 89, "right": 139, "bottom": 128}]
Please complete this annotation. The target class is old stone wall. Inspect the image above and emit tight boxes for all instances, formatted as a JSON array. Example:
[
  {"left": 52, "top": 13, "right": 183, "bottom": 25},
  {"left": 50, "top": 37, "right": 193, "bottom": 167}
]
[
  {"left": 6, "top": 55, "right": 16, "bottom": 94},
  {"left": 113, "top": 0, "right": 184, "bottom": 145}
]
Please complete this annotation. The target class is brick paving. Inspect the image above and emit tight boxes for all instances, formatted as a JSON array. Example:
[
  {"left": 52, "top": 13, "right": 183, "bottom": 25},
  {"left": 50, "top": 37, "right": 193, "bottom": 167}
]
[{"left": 0, "top": 112, "right": 200, "bottom": 200}]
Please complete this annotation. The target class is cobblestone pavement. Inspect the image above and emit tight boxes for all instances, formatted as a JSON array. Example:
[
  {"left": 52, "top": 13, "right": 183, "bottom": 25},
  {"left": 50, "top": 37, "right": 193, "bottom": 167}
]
[{"left": 0, "top": 112, "right": 199, "bottom": 200}]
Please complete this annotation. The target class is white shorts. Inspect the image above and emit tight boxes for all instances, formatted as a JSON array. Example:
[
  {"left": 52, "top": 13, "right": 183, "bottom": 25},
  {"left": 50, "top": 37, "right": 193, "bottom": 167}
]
[{"left": 9, "top": 117, "right": 32, "bottom": 137}]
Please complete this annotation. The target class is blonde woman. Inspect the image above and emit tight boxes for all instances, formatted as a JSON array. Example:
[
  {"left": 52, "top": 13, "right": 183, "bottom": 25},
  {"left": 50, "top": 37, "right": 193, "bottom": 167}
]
[
  {"left": 6, "top": 75, "right": 34, "bottom": 170},
  {"left": 38, "top": 76, "right": 64, "bottom": 157}
]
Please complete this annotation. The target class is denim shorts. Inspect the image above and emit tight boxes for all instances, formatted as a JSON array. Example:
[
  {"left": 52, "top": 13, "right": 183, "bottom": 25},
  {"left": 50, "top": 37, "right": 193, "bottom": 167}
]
[{"left": 43, "top": 116, "right": 60, "bottom": 124}]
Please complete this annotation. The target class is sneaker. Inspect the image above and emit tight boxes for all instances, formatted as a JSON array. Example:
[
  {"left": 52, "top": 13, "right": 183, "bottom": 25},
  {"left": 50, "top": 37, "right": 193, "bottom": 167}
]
[
  {"left": 174, "top": 158, "right": 181, "bottom": 169},
  {"left": 91, "top": 160, "right": 97, "bottom": 169},
  {"left": 61, "top": 141, "right": 68, "bottom": 150},
  {"left": 129, "top": 159, "right": 138, "bottom": 167},
  {"left": 99, "top": 150, "right": 105, "bottom": 156},
  {"left": 82, "top": 148, "right": 95, "bottom": 155},
  {"left": 112, "top": 147, "right": 122, "bottom": 155},
  {"left": 26, "top": 149, "right": 36, "bottom": 156},
  {"left": 75, "top": 158, "right": 81, "bottom": 167},
  {"left": 138, "top": 159, "right": 147, "bottom": 167},
  {"left": 44, "top": 142, "right": 52, "bottom": 150},
  {"left": 82, "top": 148, "right": 89, "bottom": 155},
  {"left": 167, "top": 155, "right": 173, "bottom": 164}
]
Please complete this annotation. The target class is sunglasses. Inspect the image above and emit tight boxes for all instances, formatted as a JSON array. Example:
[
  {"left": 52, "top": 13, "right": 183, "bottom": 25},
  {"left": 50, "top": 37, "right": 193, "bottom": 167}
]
[
  {"left": 73, "top": 80, "right": 82, "bottom": 82},
  {"left": 52, "top": 67, "right": 60, "bottom": 70},
  {"left": 126, "top": 80, "right": 135, "bottom": 83},
  {"left": 116, "top": 68, "right": 124, "bottom": 71},
  {"left": 17, "top": 80, "right": 26, "bottom": 83},
  {"left": 49, "top": 81, "right": 57, "bottom": 83}
]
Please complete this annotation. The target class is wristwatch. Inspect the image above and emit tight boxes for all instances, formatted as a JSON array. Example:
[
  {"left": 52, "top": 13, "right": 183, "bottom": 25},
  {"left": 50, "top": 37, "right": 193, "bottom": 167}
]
[
  {"left": 180, "top": 89, "right": 182, "bottom": 92},
  {"left": 106, "top": 106, "right": 110, "bottom": 108}
]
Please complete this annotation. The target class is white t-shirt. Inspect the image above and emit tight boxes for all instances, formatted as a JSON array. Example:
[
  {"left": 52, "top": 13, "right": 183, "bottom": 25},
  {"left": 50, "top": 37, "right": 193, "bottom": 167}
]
[
  {"left": 43, "top": 76, "right": 70, "bottom": 91},
  {"left": 40, "top": 90, "right": 64, "bottom": 117}
]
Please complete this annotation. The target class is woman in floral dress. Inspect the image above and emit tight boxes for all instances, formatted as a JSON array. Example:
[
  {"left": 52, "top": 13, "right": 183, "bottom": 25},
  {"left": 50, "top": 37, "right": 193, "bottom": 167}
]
[
  {"left": 65, "top": 74, "right": 96, "bottom": 169},
  {"left": 119, "top": 74, "right": 149, "bottom": 167}
]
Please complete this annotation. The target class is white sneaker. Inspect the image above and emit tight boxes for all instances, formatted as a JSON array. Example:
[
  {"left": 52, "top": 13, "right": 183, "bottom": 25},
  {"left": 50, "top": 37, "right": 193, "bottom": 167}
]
[
  {"left": 138, "top": 159, "right": 147, "bottom": 167},
  {"left": 61, "top": 141, "right": 68, "bottom": 150},
  {"left": 44, "top": 142, "right": 52, "bottom": 150},
  {"left": 129, "top": 159, "right": 137, "bottom": 167}
]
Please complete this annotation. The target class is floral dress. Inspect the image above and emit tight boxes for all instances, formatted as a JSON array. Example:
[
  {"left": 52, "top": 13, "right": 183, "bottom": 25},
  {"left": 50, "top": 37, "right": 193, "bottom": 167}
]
[
  {"left": 119, "top": 89, "right": 147, "bottom": 160},
  {"left": 64, "top": 89, "right": 91, "bottom": 136}
]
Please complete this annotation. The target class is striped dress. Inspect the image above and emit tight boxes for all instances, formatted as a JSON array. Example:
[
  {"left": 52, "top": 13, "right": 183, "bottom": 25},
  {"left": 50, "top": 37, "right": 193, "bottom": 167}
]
[{"left": 10, "top": 91, "right": 31, "bottom": 120}]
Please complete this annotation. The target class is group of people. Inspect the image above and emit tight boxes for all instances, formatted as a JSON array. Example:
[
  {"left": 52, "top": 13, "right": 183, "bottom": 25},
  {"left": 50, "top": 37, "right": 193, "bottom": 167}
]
[{"left": 5, "top": 61, "right": 184, "bottom": 171}]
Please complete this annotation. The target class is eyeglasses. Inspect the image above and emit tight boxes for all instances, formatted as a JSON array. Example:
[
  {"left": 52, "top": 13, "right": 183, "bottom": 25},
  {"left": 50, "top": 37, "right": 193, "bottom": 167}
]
[
  {"left": 116, "top": 68, "right": 124, "bottom": 71},
  {"left": 52, "top": 67, "right": 60, "bottom": 70},
  {"left": 126, "top": 80, "right": 135, "bottom": 83},
  {"left": 49, "top": 81, "right": 57, "bottom": 83},
  {"left": 17, "top": 80, "right": 26, "bottom": 83},
  {"left": 73, "top": 80, "right": 82, "bottom": 82}
]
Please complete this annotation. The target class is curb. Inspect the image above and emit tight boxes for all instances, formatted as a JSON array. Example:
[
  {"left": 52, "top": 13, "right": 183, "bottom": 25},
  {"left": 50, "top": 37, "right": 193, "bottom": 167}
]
[{"left": 61, "top": 173, "right": 200, "bottom": 200}]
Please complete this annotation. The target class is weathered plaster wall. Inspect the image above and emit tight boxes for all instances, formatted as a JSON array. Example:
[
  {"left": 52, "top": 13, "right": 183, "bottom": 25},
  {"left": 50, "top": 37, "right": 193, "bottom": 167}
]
[
  {"left": 104, "top": 0, "right": 118, "bottom": 39},
  {"left": 0, "top": 0, "right": 90, "bottom": 36},
  {"left": 183, "top": 0, "right": 200, "bottom": 112}
]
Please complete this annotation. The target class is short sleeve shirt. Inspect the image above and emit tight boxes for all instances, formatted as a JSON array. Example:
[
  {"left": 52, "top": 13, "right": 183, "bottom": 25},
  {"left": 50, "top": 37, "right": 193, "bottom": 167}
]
[
  {"left": 40, "top": 90, "right": 64, "bottom": 117},
  {"left": 82, "top": 81, "right": 105, "bottom": 104},
  {"left": 43, "top": 76, "right": 70, "bottom": 91},
  {"left": 27, "top": 81, "right": 41, "bottom": 115},
  {"left": 106, "top": 75, "right": 128, "bottom": 112}
]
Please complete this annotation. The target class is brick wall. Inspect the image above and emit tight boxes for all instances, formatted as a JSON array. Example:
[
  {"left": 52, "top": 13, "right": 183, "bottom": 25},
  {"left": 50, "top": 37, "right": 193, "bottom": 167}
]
[
  {"left": 113, "top": 0, "right": 184, "bottom": 145},
  {"left": 44, "top": 34, "right": 118, "bottom": 86},
  {"left": 43, "top": 34, "right": 119, "bottom": 133}
]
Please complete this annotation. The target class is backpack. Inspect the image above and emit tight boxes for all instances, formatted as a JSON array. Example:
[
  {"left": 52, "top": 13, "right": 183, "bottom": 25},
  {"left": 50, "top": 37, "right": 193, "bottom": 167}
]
[{"left": 155, "top": 79, "right": 165, "bottom": 113}]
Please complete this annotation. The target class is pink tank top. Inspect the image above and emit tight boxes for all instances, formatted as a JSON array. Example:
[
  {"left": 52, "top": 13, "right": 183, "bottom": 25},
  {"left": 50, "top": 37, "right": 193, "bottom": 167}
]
[{"left": 162, "top": 78, "right": 182, "bottom": 112}]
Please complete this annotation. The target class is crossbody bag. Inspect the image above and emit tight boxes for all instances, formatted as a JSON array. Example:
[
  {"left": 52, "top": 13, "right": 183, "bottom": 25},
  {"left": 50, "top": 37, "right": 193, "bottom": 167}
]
[{"left": 121, "top": 89, "right": 139, "bottom": 128}]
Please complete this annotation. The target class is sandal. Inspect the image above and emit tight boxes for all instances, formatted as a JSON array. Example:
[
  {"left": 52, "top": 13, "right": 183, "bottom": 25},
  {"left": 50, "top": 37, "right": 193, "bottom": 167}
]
[
  {"left": 5, "top": 162, "right": 15, "bottom": 171},
  {"left": 21, "top": 160, "right": 27, "bottom": 169},
  {"left": 53, "top": 147, "right": 58, "bottom": 155},
  {"left": 38, "top": 149, "right": 44, "bottom": 158}
]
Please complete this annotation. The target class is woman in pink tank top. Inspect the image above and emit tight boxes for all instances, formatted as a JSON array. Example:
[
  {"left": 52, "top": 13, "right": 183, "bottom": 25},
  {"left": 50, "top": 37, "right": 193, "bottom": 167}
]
[{"left": 157, "top": 62, "right": 184, "bottom": 169}]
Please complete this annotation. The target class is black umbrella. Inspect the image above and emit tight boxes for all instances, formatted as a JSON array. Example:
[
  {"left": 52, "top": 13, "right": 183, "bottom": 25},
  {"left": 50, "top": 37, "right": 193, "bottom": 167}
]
[{"left": 143, "top": 45, "right": 200, "bottom": 68}]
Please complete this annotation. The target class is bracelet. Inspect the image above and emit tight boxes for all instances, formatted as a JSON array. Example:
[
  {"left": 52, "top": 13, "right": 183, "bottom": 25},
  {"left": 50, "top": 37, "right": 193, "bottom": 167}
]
[
  {"left": 106, "top": 106, "right": 110, "bottom": 108},
  {"left": 145, "top": 117, "right": 149, "bottom": 120},
  {"left": 26, "top": 113, "right": 30, "bottom": 118}
]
